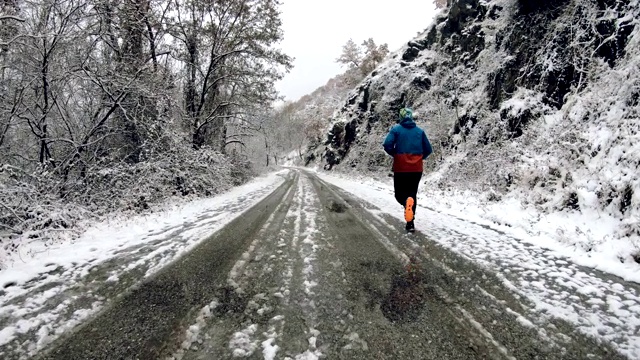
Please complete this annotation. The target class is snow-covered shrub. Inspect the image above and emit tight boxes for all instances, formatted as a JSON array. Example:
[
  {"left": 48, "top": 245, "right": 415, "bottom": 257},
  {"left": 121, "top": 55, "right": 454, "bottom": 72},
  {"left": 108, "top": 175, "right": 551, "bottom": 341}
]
[{"left": 0, "top": 145, "right": 254, "bottom": 259}]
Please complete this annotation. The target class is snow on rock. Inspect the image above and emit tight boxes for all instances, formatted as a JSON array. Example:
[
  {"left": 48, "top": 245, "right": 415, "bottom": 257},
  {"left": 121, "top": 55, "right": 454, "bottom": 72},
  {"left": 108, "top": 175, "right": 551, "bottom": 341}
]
[
  {"left": 169, "top": 299, "right": 219, "bottom": 360},
  {"left": 341, "top": 332, "right": 369, "bottom": 351},
  {"left": 229, "top": 324, "right": 259, "bottom": 357},
  {"left": 262, "top": 337, "right": 279, "bottom": 360}
]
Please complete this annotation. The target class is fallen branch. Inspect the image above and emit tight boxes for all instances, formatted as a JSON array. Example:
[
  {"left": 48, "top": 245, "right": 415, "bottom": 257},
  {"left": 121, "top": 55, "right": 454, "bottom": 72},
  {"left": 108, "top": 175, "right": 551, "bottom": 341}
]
[{"left": 0, "top": 15, "right": 25, "bottom": 22}]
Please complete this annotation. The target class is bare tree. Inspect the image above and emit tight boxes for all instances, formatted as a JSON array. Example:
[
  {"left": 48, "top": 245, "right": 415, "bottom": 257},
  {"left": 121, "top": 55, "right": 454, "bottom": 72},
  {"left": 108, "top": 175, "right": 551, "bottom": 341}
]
[
  {"left": 337, "top": 37, "right": 389, "bottom": 82},
  {"left": 360, "top": 38, "right": 389, "bottom": 75},
  {"left": 170, "top": 0, "right": 292, "bottom": 152},
  {"left": 336, "top": 38, "right": 362, "bottom": 69}
]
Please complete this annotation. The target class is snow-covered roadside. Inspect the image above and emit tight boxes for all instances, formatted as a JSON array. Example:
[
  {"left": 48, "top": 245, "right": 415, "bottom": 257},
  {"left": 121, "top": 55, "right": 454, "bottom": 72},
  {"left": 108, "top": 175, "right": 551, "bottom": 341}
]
[
  {"left": 314, "top": 169, "right": 640, "bottom": 284},
  {"left": 420, "top": 185, "right": 638, "bottom": 272},
  {"left": 0, "top": 170, "right": 288, "bottom": 356}
]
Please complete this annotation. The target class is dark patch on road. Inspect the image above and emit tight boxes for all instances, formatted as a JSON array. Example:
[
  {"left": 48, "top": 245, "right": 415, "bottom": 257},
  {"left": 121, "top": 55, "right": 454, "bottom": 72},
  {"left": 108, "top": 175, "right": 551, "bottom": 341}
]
[
  {"left": 328, "top": 200, "right": 348, "bottom": 213},
  {"left": 381, "top": 258, "right": 428, "bottom": 323},
  {"left": 214, "top": 285, "right": 249, "bottom": 315}
]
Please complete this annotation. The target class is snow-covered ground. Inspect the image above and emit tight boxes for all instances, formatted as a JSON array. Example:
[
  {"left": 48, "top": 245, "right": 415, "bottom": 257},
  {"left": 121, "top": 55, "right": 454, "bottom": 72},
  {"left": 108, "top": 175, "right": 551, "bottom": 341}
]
[
  {"left": 316, "top": 168, "right": 640, "bottom": 358},
  {"left": 0, "top": 170, "right": 287, "bottom": 357},
  {"left": 4, "top": 166, "right": 640, "bottom": 358},
  {"left": 421, "top": 183, "right": 640, "bottom": 279}
]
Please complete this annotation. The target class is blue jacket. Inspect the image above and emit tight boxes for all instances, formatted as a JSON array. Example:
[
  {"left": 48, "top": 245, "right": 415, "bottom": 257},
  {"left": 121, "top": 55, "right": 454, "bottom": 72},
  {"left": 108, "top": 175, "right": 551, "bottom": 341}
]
[{"left": 383, "top": 118, "right": 433, "bottom": 172}]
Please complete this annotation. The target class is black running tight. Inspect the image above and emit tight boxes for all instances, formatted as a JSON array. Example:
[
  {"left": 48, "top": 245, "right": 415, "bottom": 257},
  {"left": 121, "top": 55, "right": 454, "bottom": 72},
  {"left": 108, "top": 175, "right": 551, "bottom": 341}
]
[{"left": 393, "top": 172, "right": 422, "bottom": 217}]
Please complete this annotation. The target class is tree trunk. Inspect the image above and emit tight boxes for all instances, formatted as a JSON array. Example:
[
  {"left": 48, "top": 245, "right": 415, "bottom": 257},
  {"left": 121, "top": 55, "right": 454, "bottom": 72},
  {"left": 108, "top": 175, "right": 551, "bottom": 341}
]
[
  {"left": 38, "top": 44, "right": 53, "bottom": 166},
  {"left": 119, "top": 0, "right": 153, "bottom": 163},
  {"left": 264, "top": 134, "right": 270, "bottom": 166},
  {"left": 141, "top": 0, "right": 157, "bottom": 71},
  {"left": 187, "top": 31, "right": 199, "bottom": 149},
  {"left": 193, "top": 128, "right": 205, "bottom": 150},
  {"left": 219, "top": 121, "right": 227, "bottom": 154}
]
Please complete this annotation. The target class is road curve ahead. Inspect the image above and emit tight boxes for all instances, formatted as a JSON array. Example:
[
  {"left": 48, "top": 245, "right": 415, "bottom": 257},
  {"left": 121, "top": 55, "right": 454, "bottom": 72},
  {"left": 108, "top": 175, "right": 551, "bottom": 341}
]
[{"left": 37, "top": 170, "right": 624, "bottom": 360}]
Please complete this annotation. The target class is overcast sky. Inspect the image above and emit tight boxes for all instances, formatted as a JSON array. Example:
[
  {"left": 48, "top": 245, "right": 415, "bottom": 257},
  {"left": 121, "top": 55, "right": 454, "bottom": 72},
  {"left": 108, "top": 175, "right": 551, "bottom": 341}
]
[{"left": 275, "top": 1, "right": 439, "bottom": 102}]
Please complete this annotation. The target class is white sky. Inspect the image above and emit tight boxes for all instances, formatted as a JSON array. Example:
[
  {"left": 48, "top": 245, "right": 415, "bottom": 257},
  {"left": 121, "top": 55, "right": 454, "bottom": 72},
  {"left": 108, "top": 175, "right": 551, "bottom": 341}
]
[{"left": 275, "top": 0, "right": 439, "bottom": 102}]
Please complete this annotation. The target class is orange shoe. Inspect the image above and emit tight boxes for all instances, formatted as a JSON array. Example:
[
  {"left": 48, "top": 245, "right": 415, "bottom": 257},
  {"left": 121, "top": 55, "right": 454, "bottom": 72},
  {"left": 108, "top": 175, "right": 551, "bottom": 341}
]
[{"left": 405, "top": 197, "right": 414, "bottom": 222}]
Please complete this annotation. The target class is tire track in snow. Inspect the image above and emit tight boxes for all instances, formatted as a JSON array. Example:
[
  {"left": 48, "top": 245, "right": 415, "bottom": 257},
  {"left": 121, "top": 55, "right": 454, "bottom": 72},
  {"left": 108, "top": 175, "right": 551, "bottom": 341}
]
[
  {"left": 276, "top": 172, "right": 372, "bottom": 359},
  {"left": 175, "top": 172, "right": 390, "bottom": 359},
  {"left": 226, "top": 181, "right": 297, "bottom": 292},
  {"left": 256, "top": 173, "right": 306, "bottom": 360},
  {"left": 283, "top": 174, "right": 323, "bottom": 359},
  {"left": 170, "top": 183, "right": 297, "bottom": 359},
  {"left": 172, "top": 175, "right": 300, "bottom": 359},
  {"left": 173, "top": 173, "right": 306, "bottom": 359}
]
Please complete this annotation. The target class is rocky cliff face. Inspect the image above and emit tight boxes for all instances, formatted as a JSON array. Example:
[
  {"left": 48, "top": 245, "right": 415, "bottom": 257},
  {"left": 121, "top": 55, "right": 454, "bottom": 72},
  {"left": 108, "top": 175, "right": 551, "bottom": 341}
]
[{"left": 307, "top": 0, "right": 639, "bottom": 241}]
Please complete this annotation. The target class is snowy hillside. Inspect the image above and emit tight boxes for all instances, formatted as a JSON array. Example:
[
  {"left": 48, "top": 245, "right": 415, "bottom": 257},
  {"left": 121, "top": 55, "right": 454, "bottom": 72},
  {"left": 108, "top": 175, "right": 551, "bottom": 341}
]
[
  {"left": 276, "top": 72, "right": 358, "bottom": 167},
  {"left": 306, "top": 0, "right": 640, "bottom": 267}
]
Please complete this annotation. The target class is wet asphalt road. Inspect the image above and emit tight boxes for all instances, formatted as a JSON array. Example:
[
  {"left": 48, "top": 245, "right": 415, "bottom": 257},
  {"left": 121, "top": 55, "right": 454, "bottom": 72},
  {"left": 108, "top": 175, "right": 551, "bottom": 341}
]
[{"left": 34, "top": 170, "right": 625, "bottom": 360}]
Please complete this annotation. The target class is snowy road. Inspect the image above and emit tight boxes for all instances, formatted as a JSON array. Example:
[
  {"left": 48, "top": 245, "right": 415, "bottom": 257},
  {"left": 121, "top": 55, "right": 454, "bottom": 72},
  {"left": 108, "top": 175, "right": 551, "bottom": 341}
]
[{"left": 1, "top": 169, "right": 638, "bottom": 359}]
